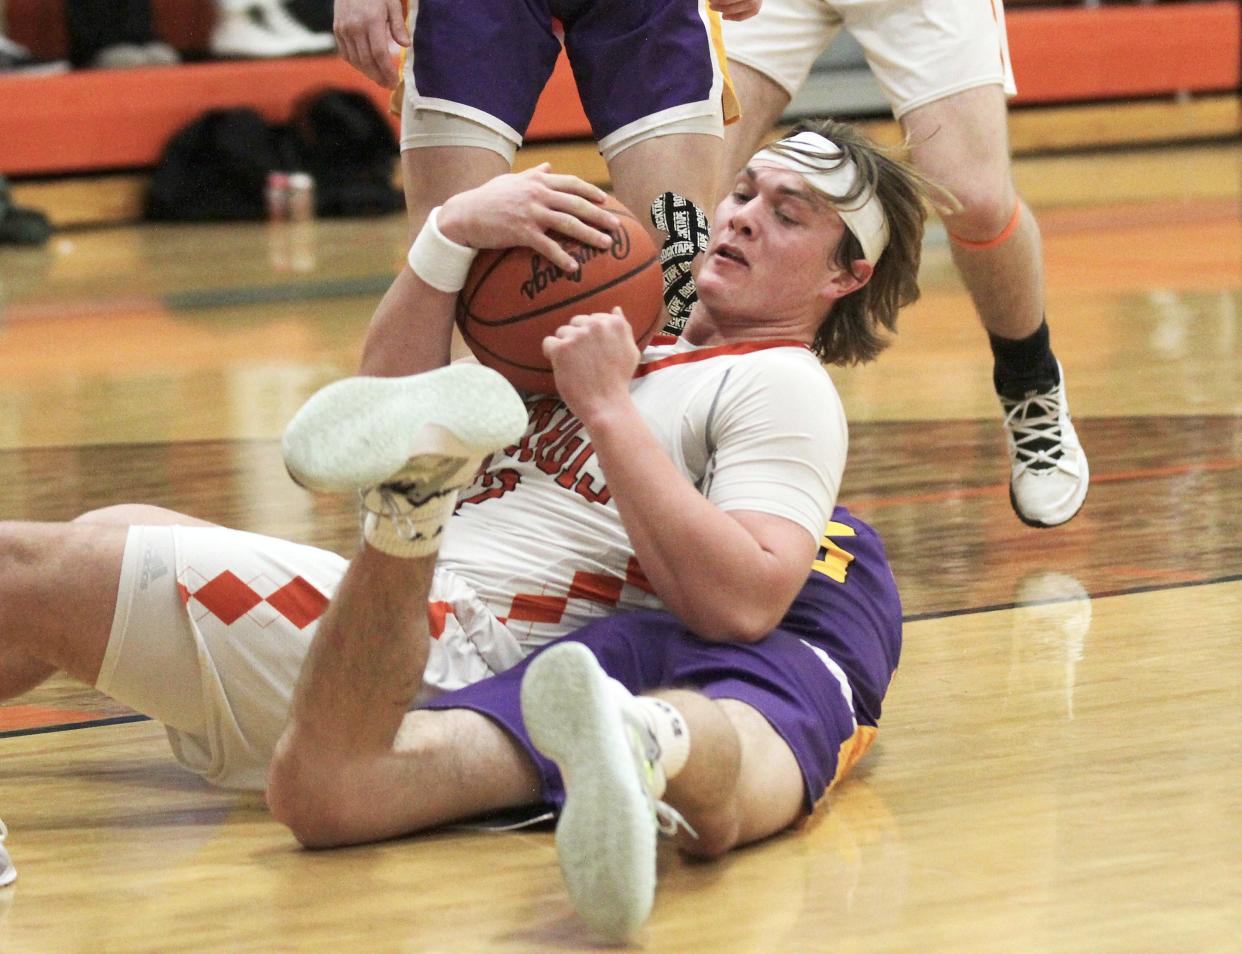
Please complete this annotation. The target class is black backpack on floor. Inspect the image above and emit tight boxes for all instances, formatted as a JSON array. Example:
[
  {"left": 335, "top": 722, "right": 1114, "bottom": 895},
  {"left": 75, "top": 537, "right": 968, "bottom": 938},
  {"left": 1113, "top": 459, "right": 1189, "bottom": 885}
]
[
  {"left": 145, "top": 107, "right": 287, "bottom": 221},
  {"left": 144, "top": 89, "right": 402, "bottom": 222}
]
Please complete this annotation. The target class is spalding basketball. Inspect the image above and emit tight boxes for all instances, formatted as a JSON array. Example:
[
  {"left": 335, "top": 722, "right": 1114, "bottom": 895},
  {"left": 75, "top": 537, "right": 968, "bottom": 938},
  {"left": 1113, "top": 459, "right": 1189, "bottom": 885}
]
[{"left": 456, "top": 194, "right": 664, "bottom": 394}]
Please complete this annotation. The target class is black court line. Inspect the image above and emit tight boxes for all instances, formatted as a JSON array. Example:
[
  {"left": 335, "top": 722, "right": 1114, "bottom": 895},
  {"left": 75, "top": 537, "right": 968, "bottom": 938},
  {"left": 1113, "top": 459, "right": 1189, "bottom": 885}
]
[
  {"left": 163, "top": 275, "right": 394, "bottom": 311},
  {"left": 4, "top": 573, "right": 1240, "bottom": 742},
  {"left": 0, "top": 714, "right": 149, "bottom": 740}
]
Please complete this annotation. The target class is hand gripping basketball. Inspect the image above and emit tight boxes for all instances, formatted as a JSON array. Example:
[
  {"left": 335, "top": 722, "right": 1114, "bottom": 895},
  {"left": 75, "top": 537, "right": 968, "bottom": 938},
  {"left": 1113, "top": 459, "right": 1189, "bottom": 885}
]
[{"left": 649, "top": 192, "right": 711, "bottom": 335}]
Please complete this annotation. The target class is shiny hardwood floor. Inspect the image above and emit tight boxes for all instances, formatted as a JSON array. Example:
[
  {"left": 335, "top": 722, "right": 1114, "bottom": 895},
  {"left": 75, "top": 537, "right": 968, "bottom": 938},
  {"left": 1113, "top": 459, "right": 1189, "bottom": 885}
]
[{"left": 1, "top": 140, "right": 1240, "bottom": 952}]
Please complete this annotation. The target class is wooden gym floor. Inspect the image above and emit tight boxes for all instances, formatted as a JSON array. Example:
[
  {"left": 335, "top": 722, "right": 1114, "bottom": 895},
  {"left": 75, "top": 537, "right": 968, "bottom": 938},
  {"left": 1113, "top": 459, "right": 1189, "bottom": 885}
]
[{"left": 1, "top": 137, "right": 1239, "bottom": 952}]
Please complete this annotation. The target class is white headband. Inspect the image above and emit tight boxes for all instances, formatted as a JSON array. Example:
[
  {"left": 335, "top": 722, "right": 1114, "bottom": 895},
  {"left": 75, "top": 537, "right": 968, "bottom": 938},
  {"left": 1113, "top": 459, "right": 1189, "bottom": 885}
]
[{"left": 751, "top": 131, "right": 890, "bottom": 265}]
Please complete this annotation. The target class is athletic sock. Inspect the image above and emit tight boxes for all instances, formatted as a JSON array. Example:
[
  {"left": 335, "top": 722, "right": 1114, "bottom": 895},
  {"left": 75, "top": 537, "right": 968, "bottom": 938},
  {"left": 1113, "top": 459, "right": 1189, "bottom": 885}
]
[
  {"left": 606, "top": 678, "right": 691, "bottom": 789},
  {"left": 990, "top": 318, "right": 1060, "bottom": 400}
]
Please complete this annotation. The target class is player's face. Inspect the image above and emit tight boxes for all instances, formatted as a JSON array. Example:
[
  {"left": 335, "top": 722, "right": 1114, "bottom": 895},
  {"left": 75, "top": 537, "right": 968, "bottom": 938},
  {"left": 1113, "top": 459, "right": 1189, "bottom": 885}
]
[{"left": 698, "top": 163, "right": 862, "bottom": 328}]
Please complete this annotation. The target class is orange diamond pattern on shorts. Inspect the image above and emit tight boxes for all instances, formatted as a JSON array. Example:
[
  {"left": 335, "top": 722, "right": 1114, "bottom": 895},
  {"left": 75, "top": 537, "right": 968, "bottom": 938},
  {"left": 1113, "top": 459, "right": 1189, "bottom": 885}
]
[
  {"left": 181, "top": 568, "right": 329, "bottom": 630},
  {"left": 266, "top": 576, "right": 331, "bottom": 629}
]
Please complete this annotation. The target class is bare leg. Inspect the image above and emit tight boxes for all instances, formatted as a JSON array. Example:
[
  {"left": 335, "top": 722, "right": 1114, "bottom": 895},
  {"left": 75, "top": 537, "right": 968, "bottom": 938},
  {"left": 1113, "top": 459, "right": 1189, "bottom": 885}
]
[
  {"left": 607, "top": 132, "right": 725, "bottom": 247},
  {"left": 267, "top": 542, "right": 547, "bottom": 847},
  {"left": 720, "top": 62, "right": 793, "bottom": 200},
  {"left": 0, "top": 506, "right": 214, "bottom": 700},
  {"left": 268, "top": 365, "right": 532, "bottom": 846},
  {"left": 901, "top": 85, "right": 1044, "bottom": 341},
  {"left": 655, "top": 692, "right": 804, "bottom": 858},
  {"left": 0, "top": 522, "right": 128, "bottom": 695}
]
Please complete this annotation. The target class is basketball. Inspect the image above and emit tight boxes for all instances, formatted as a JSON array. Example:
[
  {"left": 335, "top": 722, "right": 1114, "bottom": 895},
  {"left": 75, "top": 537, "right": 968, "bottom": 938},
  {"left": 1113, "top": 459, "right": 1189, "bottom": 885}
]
[{"left": 455, "top": 194, "right": 664, "bottom": 394}]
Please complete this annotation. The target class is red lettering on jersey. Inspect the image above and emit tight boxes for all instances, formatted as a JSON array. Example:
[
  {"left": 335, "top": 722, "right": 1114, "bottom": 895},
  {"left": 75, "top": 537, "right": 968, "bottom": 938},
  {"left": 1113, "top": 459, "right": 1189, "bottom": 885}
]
[
  {"left": 516, "top": 398, "right": 562, "bottom": 462},
  {"left": 460, "top": 467, "right": 521, "bottom": 506},
  {"left": 535, "top": 415, "right": 587, "bottom": 475},
  {"left": 574, "top": 470, "right": 611, "bottom": 505},
  {"left": 555, "top": 442, "right": 594, "bottom": 490}
]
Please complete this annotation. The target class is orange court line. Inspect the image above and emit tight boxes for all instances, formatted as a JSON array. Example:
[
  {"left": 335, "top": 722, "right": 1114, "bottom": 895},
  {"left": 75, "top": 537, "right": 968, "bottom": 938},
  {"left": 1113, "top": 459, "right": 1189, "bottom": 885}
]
[{"left": 0, "top": 704, "right": 108, "bottom": 732}]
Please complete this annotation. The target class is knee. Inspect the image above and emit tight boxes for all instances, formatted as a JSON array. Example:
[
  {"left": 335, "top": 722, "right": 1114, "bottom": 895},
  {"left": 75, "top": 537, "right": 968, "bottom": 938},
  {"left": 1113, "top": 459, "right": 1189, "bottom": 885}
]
[
  {"left": 0, "top": 525, "right": 38, "bottom": 580},
  {"left": 675, "top": 808, "right": 742, "bottom": 860},
  {"left": 72, "top": 504, "right": 171, "bottom": 525},
  {"left": 937, "top": 173, "right": 1021, "bottom": 241},
  {"left": 266, "top": 731, "right": 359, "bottom": 849}
]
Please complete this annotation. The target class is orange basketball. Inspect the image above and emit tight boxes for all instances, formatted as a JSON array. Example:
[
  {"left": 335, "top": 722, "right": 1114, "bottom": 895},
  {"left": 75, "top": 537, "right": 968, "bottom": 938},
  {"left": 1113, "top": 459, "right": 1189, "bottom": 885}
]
[{"left": 455, "top": 195, "right": 664, "bottom": 394}]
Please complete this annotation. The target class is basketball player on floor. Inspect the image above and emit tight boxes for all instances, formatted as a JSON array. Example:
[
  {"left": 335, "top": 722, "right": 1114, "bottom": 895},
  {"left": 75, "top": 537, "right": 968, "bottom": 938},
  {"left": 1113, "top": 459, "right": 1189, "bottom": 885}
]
[
  {"left": 1, "top": 121, "right": 924, "bottom": 939},
  {"left": 720, "top": 0, "right": 1088, "bottom": 527}
]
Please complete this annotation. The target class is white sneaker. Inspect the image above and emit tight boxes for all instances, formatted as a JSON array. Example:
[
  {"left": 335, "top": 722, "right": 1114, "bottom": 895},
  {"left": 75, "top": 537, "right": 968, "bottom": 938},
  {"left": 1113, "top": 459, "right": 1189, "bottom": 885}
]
[
  {"left": 282, "top": 364, "right": 527, "bottom": 491},
  {"left": 283, "top": 365, "right": 528, "bottom": 553},
  {"left": 0, "top": 818, "right": 15, "bottom": 888},
  {"left": 521, "top": 642, "right": 691, "bottom": 942},
  {"left": 211, "top": 3, "right": 335, "bottom": 58},
  {"left": 1001, "top": 361, "right": 1089, "bottom": 528}
]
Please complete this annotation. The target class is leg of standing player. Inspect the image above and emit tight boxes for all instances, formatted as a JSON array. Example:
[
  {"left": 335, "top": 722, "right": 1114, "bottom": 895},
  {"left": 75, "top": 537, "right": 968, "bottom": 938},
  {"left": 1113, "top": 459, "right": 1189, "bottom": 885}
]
[
  {"left": 721, "top": 61, "right": 792, "bottom": 192},
  {"left": 722, "top": 3, "right": 1088, "bottom": 527},
  {"left": 607, "top": 132, "right": 722, "bottom": 249},
  {"left": 900, "top": 85, "right": 1045, "bottom": 345}
]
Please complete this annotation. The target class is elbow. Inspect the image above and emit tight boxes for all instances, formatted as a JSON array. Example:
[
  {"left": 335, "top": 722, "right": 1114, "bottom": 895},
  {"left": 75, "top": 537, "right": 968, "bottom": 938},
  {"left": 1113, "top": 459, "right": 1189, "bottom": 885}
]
[{"left": 693, "top": 603, "right": 786, "bottom": 645}]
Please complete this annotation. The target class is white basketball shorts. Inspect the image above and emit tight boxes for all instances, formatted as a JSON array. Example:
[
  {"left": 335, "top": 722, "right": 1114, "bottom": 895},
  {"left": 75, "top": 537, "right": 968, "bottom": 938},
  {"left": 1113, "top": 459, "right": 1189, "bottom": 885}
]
[
  {"left": 96, "top": 525, "right": 525, "bottom": 791},
  {"left": 721, "top": 0, "right": 1017, "bottom": 119}
]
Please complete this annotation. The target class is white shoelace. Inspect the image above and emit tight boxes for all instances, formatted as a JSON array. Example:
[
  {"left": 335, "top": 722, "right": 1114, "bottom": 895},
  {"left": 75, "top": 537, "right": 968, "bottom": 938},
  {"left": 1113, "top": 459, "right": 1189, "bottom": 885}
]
[
  {"left": 621, "top": 716, "right": 698, "bottom": 840},
  {"left": 1003, "top": 385, "right": 1075, "bottom": 477}
]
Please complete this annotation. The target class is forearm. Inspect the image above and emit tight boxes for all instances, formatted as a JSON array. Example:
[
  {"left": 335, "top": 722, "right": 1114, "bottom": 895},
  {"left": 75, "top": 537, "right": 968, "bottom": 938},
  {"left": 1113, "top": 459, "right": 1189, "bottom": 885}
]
[
  {"left": 587, "top": 401, "right": 810, "bottom": 641},
  {"left": 359, "top": 266, "right": 458, "bottom": 376}
]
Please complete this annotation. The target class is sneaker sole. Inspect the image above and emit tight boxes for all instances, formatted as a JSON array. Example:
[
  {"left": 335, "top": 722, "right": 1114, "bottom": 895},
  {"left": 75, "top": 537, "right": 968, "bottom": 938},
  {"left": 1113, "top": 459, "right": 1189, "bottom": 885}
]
[
  {"left": 282, "top": 364, "right": 527, "bottom": 492},
  {"left": 521, "top": 643, "right": 657, "bottom": 942}
]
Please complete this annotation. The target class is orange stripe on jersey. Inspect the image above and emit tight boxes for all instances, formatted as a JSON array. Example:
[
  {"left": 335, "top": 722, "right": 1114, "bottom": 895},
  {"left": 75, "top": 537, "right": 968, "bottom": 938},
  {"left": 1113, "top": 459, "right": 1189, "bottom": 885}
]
[
  {"left": 509, "top": 594, "right": 569, "bottom": 624},
  {"left": 388, "top": 0, "right": 412, "bottom": 117},
  {"left": 988, "top": 0, "right": 1008, "bottom": 75},
  {"left": 624, "top": 557, "right": 655, "bottom": 594},
  {"left": 634, "top": 339, "right": 809, "bottom": 378},
  {"left": 567, "top": 571, "right": 625, "bottom": 605}
]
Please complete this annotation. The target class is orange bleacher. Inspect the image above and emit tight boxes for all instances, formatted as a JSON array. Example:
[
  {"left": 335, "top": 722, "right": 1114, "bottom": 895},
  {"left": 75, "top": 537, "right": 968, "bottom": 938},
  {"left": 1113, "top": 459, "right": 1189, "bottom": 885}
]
[{"left": 0, "top": 1, "right": 1238, "bottom": 178}]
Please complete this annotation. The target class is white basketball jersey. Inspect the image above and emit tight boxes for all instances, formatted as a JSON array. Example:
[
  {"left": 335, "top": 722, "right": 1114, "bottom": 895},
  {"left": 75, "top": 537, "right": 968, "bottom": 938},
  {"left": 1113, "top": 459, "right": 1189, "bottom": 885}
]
[{"left": 437, "top": 336, "right": 847, "bottom": 648}]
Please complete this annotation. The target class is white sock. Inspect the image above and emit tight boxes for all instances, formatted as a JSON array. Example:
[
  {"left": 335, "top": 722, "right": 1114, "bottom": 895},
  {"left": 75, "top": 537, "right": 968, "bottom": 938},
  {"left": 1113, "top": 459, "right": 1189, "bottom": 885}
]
[
  {"left": 361, "top": 486, "right": 458, "bottom": 558},
  {"left": 634, "top": 696, "right": 690, "bottom": 780},
  {"left": 608, "top": 679, "right": 691, "bottom": 790}
]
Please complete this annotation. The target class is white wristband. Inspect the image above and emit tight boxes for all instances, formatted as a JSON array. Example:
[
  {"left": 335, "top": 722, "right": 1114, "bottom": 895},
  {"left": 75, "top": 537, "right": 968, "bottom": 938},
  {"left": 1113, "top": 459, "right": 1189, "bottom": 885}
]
[{"left": 407, "top": 206, "right": 479, "bottom": 293}]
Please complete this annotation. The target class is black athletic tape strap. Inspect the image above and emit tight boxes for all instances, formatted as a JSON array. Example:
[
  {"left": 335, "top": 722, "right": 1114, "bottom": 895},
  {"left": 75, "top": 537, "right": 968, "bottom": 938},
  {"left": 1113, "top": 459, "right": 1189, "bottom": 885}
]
[{"left": 650, "top": 192, "right": 710, "bottom": 335}]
